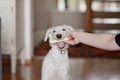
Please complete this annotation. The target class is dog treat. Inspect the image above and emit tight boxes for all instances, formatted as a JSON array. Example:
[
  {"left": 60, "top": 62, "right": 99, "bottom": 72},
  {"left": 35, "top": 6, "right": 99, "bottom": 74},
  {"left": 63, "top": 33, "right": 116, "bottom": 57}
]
[{"left": 50, "top": 37, "right": 69, "bottom": 43}]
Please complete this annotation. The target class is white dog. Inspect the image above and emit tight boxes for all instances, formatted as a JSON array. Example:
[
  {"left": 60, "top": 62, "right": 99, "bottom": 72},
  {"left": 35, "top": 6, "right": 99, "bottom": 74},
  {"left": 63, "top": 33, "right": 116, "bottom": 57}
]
[{"left": 42, "top": 25, "right": 74, "bottom": 80}]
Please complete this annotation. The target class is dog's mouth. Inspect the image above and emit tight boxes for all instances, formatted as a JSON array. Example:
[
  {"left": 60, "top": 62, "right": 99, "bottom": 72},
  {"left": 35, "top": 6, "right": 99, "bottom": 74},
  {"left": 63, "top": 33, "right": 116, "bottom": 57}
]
[{"left": 56, "top": 41, "right": 65, "bottom": 49}]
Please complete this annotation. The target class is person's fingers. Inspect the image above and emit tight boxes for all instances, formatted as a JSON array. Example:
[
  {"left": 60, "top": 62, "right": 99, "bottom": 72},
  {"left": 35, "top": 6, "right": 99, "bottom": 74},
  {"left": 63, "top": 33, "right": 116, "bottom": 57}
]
[
  {"left": 66, "top": 32, "right": 75, "bottom": 40},
  {"left": 65, "top": 34, "right": 74, "bottom": 42},
  {"left": 65, "top": 40, "right": 75, "bottom": 45},
  {"left": 65, "top": 36, "right": 76, "bottom": 45},
  {"left": 66, "top": 32, "right": 71, "bottom": 36},
  {"left": 66, "top": 32, "right": 74, "bottom": 37},
  {"left": 65, "top": 32, "right": 76, "bottom": 45}
]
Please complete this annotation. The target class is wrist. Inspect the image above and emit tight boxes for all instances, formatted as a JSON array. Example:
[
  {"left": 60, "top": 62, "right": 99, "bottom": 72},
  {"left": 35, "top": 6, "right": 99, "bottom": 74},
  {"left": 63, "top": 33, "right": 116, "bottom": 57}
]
[
  {"left": 76, "top": 31, "right": 82, "bottom": 43},
  {"left": 77, "top": 32, "right": 86, "bottom": 43}
]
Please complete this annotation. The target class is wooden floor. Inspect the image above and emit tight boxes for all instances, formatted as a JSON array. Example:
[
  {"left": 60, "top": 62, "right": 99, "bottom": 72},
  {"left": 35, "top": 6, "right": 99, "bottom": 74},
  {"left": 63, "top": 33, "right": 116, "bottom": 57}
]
[
  {"left": 3, "top": 41, "right": 120, "bottom": 80},
  {"left": 3, "top": 57, "right": 120, "bottom": 80}
]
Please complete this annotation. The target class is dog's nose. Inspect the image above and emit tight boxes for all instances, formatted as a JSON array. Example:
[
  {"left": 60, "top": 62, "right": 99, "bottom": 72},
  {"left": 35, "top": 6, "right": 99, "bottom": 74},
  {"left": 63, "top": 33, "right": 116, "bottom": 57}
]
[{"left": 56, "top": 34, "right": 62, "bottom": 39}]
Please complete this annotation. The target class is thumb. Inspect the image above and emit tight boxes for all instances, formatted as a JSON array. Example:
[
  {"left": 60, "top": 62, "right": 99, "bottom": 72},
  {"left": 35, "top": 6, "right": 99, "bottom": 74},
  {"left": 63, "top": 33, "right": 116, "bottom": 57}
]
[
  {"left": 65, "top": 39, "right": 75, "bottom": 45},
  {"left": 65, "top": 36, "right": 75, "bottom": 45}
]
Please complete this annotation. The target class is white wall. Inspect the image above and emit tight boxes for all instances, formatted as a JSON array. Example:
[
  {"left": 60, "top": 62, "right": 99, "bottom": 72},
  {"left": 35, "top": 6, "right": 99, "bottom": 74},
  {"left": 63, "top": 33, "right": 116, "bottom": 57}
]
[
  {"left": 34, "top": 0, "right": 52, "bottom": 46},
  {"left": 16, "top": 0, "right": 24, "bottom": 52},
  {"left": 34, "top": 0, "right": 85, "bottom": 46},
  {"left": 51, "top": 11, "right": 85, "bottom": 29}
]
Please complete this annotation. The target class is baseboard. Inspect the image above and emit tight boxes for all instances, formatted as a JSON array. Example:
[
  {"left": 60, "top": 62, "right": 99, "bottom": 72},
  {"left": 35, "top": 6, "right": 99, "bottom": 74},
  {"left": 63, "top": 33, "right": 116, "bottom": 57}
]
[
  {"left": 2, "top": 55, "right": 33, "bottom": 66},
  {"left": 25, "top": 59, "right": 32, "bottom": 66}
]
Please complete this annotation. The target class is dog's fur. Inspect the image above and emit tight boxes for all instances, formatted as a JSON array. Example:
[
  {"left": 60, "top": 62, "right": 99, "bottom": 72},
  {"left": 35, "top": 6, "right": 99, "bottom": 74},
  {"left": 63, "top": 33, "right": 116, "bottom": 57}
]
[{"left": 42, "top": 25, "right": 74, "bottom": 80}]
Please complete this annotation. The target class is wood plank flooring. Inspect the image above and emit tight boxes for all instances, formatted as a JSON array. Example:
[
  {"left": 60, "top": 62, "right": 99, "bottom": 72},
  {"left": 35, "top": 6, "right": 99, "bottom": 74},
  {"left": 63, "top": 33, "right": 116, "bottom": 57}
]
[
  {"left": 3, "top": 41, "right": 120, "bottom": 80},
  {"left": 3, "top": 57, "right": 120, "bottom": 80}
]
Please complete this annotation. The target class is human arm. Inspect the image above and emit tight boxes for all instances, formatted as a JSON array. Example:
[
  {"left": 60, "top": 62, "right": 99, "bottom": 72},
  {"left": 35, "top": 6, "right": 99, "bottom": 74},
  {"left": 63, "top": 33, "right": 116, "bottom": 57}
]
[{"left": 65, "top": 31, "right": 120, "bottom": 51}]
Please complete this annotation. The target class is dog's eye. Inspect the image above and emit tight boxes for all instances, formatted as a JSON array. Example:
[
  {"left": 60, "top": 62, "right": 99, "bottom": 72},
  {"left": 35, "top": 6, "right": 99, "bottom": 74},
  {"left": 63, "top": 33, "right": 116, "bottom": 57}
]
[
  {"left": 53, "top": 30, "right": 56, "bottom": 33},
  {"left": 62, "top": 29, "right": 65, "bottom": 31}
]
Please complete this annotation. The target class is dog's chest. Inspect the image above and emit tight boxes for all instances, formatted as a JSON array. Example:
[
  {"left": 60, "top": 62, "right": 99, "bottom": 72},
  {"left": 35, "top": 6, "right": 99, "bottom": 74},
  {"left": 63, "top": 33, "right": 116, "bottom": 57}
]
[
  {"left": 47, "top": 48, "right": 69, "bottom": 67},
  {"left": 42, "top": 48, "right": 70, "bottom": 80}
]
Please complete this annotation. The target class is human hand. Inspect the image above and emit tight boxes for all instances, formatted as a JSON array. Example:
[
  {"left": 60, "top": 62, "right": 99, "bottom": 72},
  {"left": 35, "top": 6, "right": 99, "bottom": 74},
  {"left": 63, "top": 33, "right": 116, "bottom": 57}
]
[{"left": 65, "top": 31, "right": 80, "bottom": 45}]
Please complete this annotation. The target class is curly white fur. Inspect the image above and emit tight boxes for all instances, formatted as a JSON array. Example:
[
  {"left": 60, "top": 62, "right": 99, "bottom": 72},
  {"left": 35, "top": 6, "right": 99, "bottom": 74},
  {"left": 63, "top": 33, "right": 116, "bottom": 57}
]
[{"left": 42, "top": 25, "right": 74, "bottom": 80}]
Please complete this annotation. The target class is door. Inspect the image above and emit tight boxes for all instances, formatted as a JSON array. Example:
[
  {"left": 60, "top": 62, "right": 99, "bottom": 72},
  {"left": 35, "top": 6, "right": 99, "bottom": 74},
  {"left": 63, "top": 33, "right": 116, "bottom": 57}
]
[{"left": 0, "top": 0, "right": 15, "bottom": 54}]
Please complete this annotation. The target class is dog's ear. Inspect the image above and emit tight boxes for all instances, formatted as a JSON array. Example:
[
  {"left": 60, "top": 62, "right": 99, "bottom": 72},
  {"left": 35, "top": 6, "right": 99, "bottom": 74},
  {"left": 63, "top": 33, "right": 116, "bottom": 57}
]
[
  {"left": 44, "top": 27, "right": 55, "bottom": 42},
  {"left": 63, "top": 25, "right": 74, "bottom": 32}
]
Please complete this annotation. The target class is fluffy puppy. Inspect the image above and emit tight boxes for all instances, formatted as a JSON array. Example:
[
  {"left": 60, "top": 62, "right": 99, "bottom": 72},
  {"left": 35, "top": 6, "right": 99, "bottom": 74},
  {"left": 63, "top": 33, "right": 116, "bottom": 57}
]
[{"left": 42, "top": 25, "right": 74, "bottom": 80}]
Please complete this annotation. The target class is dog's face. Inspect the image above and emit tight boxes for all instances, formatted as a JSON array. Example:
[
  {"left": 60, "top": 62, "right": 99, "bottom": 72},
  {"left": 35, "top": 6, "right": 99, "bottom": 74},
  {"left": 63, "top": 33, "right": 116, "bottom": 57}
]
[
  {"left": 44, "top": 25, "right": 74, "bottom": 50},
  {"left": 52, "top": 26, "right": 67, "bottom": 40}
]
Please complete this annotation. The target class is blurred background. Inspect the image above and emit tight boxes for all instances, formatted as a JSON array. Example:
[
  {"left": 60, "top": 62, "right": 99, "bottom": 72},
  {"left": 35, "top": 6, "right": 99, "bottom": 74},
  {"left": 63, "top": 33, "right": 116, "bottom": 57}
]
[{"left": 0, "top": 0, "right": 120, "bottom": 80}]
